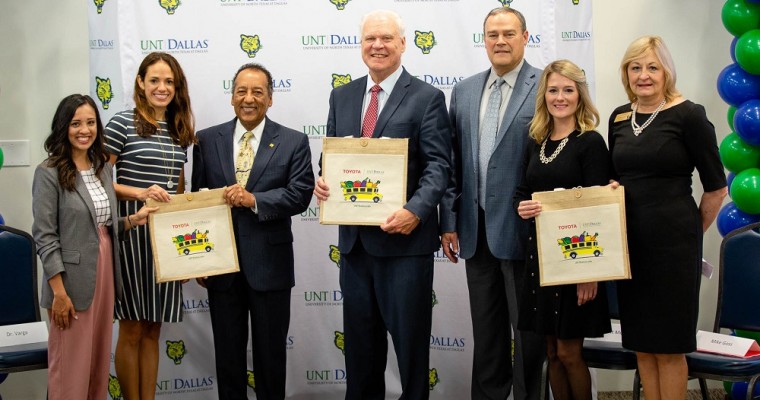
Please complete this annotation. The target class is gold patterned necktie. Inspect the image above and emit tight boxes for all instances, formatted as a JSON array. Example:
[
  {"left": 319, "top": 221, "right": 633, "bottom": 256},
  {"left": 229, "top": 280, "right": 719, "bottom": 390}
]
[{"left": 235, "top": 131, "right": 254, "bottom": 186}]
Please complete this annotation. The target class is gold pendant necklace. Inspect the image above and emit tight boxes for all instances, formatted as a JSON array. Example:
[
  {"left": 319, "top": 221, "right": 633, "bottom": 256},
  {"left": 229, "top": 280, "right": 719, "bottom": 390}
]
[{"left": 157, "top": 126, "right": 176, "bottom": 190}]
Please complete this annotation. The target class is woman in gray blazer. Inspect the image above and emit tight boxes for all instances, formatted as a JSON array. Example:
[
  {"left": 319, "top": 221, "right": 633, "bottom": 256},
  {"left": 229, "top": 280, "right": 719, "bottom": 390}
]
[{"left": 32, "top": 94, "right": 156, "bottom": 400}]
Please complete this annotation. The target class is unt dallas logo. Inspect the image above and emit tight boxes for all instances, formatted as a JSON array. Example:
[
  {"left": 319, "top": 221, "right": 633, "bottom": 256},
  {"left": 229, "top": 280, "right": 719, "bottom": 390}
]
[
  {"left": 93, "top": 0, "right": 107, "bottom": 14},
  {"left": 329, "top": 0, "right": 351, "bottom": 10},
  {"left": 414, "top": 31, "right": 436, "bottom": 54},
  {"left": 240, "top": 34, "right": 263, "bottom": 58},
  {"left": 158, "top": 0, "right": 181, "bottom": 14},
  {"left": 95, "top": 76, "right": 113, "bottom": 110}
]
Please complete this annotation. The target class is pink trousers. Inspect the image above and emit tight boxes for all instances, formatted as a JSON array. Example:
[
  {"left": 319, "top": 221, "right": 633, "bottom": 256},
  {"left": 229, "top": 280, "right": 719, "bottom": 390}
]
[{"left": 48, "top": 226, "right": 115, "bottom": 400}]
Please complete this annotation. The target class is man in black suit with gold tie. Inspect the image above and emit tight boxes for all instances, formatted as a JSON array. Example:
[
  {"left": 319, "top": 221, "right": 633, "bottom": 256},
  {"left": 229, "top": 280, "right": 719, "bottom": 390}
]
[{"left": 192, "top": 63, "right": 314, "bottom": 400}]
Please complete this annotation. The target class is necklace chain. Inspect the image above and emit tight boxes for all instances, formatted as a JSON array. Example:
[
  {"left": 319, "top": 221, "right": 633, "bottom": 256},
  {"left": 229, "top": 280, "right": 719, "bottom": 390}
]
[
  {"left": 539, "top": 136, "right": 569, "bottom": 164},
  {"left": 156, "top": 126, "right": 176, "bottom": 190},
  {"left": 631, "top": 99, "right": 666, "bottom": 136}
]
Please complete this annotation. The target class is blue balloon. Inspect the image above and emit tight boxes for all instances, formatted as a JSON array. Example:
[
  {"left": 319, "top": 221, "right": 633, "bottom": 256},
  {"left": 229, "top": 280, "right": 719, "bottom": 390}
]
[
  {"left": 732, "top": 36, "right": 739, "bottom": 62},
  {"left": 728, "top": 172, "right": 737, "bottom": 194},
  {"left": 734, "top": 99, "right": 760, "bottom": 146},
  {"left": 717, "top": 202, "right": 760, "bottom": 236},
  {"left": 0, "top": 212, "right": 4, "bottom": 226},
  {"left": 718, "top": 63, "right": 760, "bottom": 107},
  {"left": 732, "top": 381, "right": 760, "bottom": 400}
]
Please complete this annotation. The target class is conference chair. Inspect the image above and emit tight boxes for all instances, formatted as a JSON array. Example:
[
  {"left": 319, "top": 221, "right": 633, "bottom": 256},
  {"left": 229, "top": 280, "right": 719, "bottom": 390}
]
[
  {"left": 0, "top": 225, "right": 48, "bottom": 396},
  {"left": 539, "top": 281, "right": 641, "bottom": 400},
  {"left": 686, "top": 221, "right": 760, "bottom": 400}
]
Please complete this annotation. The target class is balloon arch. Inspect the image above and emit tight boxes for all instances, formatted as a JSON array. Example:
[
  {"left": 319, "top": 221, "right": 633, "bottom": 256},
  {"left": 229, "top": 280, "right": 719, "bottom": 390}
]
[{"left": 717, "top": 0, "right": 760, "bottom": 235}]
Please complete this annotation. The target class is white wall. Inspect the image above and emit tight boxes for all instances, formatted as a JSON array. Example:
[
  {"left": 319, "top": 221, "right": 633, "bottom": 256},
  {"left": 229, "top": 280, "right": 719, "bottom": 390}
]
[
  {"left": 0, "top": 2, "right": 91, "bottom": 399},
  {"left": 0, "top": 0, "right": 731, "bottom": 398}
]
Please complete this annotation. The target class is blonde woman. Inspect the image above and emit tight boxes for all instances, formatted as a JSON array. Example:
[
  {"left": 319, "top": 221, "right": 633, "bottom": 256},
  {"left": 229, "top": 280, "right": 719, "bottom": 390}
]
[{"left": 514, "top": 60, "right": 611, "bottom": 400}]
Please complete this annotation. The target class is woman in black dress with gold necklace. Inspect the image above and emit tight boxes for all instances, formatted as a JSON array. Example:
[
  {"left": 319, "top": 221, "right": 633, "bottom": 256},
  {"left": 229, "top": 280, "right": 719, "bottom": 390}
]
[
  {"left": 608, "top": 36, "right": 726, "bottom": 400},
  {"left": 514, "top": 60, "right": 611, "bottom": 400}
]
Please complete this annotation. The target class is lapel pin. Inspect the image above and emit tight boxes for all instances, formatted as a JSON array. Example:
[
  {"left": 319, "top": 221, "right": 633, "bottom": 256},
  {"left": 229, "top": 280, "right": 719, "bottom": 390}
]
[{"left": 269, "top": 143, "right": 274, "bottom": 148}]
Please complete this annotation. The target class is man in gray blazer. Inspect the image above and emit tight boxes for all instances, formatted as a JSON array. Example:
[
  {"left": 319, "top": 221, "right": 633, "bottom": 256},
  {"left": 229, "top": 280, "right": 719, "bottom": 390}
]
[
  {"left": 192, "top": 63, "right": 314, "bottom": 400},
  {"left": 440, "top": 7, "right": 545, "bottom": 400}
]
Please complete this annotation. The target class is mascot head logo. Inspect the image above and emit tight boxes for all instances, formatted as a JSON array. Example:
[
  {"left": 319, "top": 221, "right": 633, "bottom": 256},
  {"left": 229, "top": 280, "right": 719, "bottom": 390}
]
[
  {"left": 108, "top": 374, "right": 123, "bottom": 400},
  {"left": 93, "top": 0, "right": 107, "bottom": 14},
  {"left": 414, "top": 31, "right": 436, "bottom": 55},
  {"left": 165, "top": 339, "right": 187, "bottom": 365},
  {"left": 158, "top": 0, "right": 180, "bottom": 14},
  {"left": 431, "top": 290, "right": 438, "bottom": 308},
  {"left": 497, "top": 0, "right": 513, "bottom": 6},
  {"left": 334, "top": 331, "right": 345, "bottom": 355},
  {"left": 240, "top": 34, "right": 262, "bottom": 58},
  {"left": 328, "top": 244, "right": 341, "bottom": 268},
  {"left": 247, "top": 370, "right": 256, "bottom": 389},
  {"left": 329, "top": 0, "right": 351, "bottom": 10},
  {"left": 429, "top": 368, "right": 440, "bottom": 390},
  {"left": 331, "top": 74, "right": 352, "bottom": 89},
  {"left": 96, "top": 77, "right": 113, "bottom": 110}
]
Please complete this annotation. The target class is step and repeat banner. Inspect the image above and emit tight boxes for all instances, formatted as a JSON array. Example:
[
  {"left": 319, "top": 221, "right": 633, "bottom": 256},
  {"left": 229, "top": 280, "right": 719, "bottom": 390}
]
[{"left": 88, "top": 1, "right": 594, "bottom": 398}]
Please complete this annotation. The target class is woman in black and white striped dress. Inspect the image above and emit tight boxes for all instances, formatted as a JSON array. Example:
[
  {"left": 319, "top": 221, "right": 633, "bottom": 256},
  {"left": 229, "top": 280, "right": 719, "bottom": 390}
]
[{"left": 104, "top": 52, "right": 195, "bottom": 400}]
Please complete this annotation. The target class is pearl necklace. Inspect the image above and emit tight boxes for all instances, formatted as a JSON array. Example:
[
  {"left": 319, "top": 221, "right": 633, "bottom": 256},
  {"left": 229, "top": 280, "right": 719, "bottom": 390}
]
[
  {"left": 631, "top": 99, "right": 666, "bottom": 136},
  {"left": 539, "top": 136, "right": 569, "bottom": 164}
]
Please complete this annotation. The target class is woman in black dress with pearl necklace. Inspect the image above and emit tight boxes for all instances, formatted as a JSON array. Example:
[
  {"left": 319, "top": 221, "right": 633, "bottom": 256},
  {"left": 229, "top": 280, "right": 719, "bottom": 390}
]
[
  {"left": 608, "top": 36, "right": 726, "bottom": 400},
  {"left": 514, "top": 59, "right": 611, "bottom": 400}
]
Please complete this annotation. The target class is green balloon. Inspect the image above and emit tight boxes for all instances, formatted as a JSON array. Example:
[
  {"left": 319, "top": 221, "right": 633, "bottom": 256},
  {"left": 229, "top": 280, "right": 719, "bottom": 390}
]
[
  {"left": 731, "top": 168, "right": 760, "bottom": 214},
  {"left": 735, "top": 329, "right": 760, "bottom": 342},
  {"left": 729, "top": 105, "right": 737, "bottom": 131},
  {"left": 736, "top": 29, "right": 760, "bottom": 74},
  {"left": 720, "top": 132, "right": 760, "bottom": 173},
  {"left": 725, "top": 380, "right": 733, "bottom": 394},
  {"left": 723, "top": 0, "right": 760, "bottom": 37},
  {"left": 0, "top": 147, "right": 3, "bottom": 170}
]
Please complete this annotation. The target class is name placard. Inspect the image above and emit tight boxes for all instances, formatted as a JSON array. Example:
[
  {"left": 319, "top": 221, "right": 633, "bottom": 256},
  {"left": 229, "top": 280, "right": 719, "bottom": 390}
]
[
  {"left": 585, "top": 322, "right": 622, "bottom": 344},
  {"left": 0, "top": 321, "right": 48, "bottom": 348},
  {"left": 696, "top": 330, "right": 760, "bottom": 358}
]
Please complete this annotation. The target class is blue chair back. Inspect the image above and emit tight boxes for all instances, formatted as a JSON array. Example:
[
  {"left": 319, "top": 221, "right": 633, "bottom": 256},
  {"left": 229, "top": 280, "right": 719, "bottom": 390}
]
[
  {"left": 0, "top": 225, "right": 40, "bottom": 326},
  {"left": 716, "top": 222, "right": 760, "bottom": 332}
]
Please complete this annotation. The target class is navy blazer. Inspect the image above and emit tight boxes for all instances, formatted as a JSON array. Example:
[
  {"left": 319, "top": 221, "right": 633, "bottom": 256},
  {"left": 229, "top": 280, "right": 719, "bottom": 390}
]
[
  {"left": 32, "top": 162, "right": 124, "bottom": 310},
  {"left": 326, "top": 68, "right": 452, "bottom": 256},
  {"left": 440, "top": 62, "right": 541, "bottom": 260},
  {"left": 192, "top": 117, "right": 314, "bottom": 291}
]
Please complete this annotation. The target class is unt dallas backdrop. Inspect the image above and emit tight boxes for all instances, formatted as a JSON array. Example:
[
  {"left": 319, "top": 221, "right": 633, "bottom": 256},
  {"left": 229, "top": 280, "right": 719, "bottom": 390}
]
[{"left": 87, "top": 0, "right": 594, "bottom": 398}]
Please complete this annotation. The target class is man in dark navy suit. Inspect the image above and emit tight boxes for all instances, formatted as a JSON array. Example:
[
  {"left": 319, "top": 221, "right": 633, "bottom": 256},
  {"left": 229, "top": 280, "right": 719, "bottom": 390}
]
[
  {"left": 192, "top": 63, "right": 314, "bottom": 400},
  {"left": 314, "top": 9, "right": 452, "bottom": 400}
]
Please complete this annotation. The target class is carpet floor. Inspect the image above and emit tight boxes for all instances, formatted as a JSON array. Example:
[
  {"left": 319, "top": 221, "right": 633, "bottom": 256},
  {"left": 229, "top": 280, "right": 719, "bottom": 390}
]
[{"left": 598, "top": 388, "right": 726, "bottom": 399}]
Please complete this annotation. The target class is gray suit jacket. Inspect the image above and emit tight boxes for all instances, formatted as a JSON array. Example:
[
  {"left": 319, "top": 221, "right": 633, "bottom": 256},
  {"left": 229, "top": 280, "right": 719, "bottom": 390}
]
[
  {"left": 440, "top": 62, "right": 540, "bottom": 260},
  {"left": 32, "top": 162, "right": 124, "bottom": 310}
]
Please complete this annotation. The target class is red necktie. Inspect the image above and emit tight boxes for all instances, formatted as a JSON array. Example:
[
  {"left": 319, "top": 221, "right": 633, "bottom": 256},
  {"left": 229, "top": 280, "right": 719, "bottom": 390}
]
[{"left": 361, "top": 85, "right": 382, "bottom": 138}]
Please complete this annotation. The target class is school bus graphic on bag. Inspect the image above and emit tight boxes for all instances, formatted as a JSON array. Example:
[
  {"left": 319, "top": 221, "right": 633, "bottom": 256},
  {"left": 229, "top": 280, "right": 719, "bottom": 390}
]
[
  {"left": 340, "top": 177, "right": 383, "bottom": 203},
  {"left": 172, "top": 229, "right": 214, "bottom": 256},
  {"left": 557, "top": 231, "right": 602, "bottom": 259}
]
